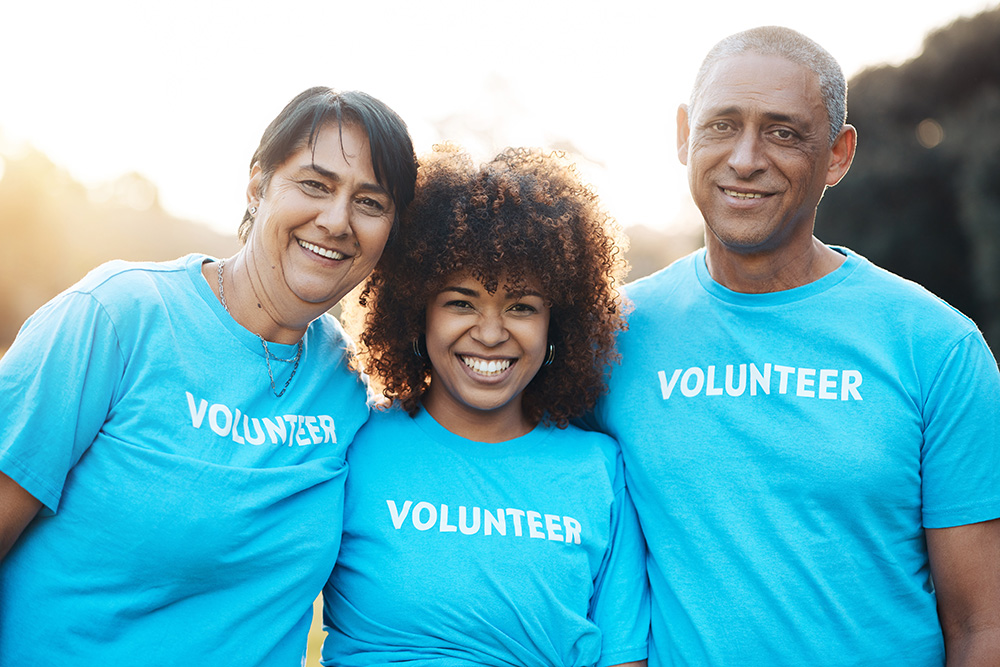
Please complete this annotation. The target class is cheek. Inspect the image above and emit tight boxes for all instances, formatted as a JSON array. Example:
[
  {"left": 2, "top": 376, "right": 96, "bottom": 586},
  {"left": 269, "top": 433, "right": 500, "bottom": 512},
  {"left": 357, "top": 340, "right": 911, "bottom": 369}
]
[
  {"left": 424, "top": 313, "right": 460, "bottom": 355},
  {"left": 357, "top": 221, "right": 392, "bottom": 255},
  {"left": 246, "top": 218, "right": 280, "bottom": 256},
  {"left": 688, "top": 157, "right": 716, "bottom": 188},
  {"left": 520, "top": 320, "right": 551, "bottom": 358}
]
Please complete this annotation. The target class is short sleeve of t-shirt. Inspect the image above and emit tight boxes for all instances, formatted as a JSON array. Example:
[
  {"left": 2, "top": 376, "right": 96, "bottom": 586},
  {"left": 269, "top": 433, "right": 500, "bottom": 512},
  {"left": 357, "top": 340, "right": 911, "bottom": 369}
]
[
  {"left": 590, "top": 441, "right": 650, "bottom": 665},
  {"left": 920, "top": 330, "right": 1000, "bottom": 528},
  {"left": 0, "top": 290, "right": 124, "bottom": 513}
]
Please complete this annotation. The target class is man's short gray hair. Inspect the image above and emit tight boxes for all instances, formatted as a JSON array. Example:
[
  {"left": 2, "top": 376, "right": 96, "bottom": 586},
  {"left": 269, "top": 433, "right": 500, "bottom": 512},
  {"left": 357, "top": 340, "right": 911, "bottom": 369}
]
[{"left": 689, "top": 26, "right": 847, "bottom": 145}]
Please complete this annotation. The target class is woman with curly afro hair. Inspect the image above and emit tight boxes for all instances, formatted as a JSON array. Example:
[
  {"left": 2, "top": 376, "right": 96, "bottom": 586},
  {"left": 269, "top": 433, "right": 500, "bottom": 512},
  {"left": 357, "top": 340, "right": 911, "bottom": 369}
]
[{"left": 322, "top": 145, "right": 649, "bottom": 667}]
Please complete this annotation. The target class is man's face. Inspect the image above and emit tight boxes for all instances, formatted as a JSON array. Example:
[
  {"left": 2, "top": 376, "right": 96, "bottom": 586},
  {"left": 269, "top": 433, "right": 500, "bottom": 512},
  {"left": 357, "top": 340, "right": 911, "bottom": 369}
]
[{"left": 679, "top": 52, "right": 838, "bottom": 255}]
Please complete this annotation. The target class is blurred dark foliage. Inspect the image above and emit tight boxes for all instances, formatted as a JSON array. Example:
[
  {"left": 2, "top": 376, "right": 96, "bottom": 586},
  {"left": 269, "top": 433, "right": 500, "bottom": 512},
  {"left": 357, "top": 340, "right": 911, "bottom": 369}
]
[
  {"left": 818, "top": 6, "right": 1000, "bottom": 352},
  {"left": 0, "top": 147, "right": 238, "bottom": 351}
]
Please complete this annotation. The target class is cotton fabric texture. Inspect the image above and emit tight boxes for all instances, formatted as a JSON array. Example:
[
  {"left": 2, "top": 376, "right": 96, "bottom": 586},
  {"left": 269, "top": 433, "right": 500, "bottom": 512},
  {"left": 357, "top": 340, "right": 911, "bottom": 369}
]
[
  {"left": 0, "top": 254, "right": 369, "bottom": 666},
  {"left": 591, "top": 247, "right": 1000, "bottom": 666},
  {"left": 322, "top": 405, "right": 649, "bottom": 666}
]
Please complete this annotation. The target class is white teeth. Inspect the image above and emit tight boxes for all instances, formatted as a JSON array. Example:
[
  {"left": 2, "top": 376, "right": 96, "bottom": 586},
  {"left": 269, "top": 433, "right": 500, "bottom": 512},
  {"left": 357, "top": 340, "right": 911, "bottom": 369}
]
[
  {"left": 723, "top": 189, "right": 765, "bottom": 199},
  {"left": 461, "top": 356, "right": 512, "bottom": 376},
  {"left": 299, "top": 240, "right": 347, "bottom": 260}
]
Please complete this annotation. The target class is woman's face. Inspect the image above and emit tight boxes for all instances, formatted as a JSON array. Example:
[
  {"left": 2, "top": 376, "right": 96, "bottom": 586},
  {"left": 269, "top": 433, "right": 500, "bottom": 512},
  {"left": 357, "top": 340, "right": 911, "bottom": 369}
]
[
  {"left": 245, "top": 121, "right": 395, "bottom": 316},
  {"left": 422, "top": 273, "right": 551, "bottom": 434}
]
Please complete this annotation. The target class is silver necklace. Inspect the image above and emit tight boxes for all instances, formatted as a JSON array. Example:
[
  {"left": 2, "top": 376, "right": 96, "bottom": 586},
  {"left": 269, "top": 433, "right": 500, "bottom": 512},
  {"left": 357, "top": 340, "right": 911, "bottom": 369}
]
[{"left": 217, "top": 259, "right": 302, "bottom": 398}]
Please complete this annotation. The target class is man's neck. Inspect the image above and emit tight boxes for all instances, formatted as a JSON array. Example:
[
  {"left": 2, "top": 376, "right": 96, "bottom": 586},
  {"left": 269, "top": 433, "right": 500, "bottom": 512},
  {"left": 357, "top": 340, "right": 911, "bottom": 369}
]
[{"left": 704, "top": 236, "right": 845, "bottom": 294}]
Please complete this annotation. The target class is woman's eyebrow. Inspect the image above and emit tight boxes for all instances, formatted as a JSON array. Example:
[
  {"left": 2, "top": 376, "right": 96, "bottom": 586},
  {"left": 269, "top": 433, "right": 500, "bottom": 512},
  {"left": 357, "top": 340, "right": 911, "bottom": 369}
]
[
  {"left": 439, "top": 286, "right": 479, "bottom": 297},
  {"left": 301, "top": 161, "right": 389, "bottom": 196}
]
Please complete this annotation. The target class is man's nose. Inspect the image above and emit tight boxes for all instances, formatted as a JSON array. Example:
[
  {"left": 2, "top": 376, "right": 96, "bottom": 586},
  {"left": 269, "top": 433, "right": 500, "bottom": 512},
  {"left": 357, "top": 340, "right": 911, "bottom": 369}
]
[{"left": 727, "top": 130, "right": 768, "bottom": 178}]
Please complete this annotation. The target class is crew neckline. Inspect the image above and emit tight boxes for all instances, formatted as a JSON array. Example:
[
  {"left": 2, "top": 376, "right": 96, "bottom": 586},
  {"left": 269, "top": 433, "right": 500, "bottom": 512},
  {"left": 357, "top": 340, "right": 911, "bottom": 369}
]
[
  {"left": 187, "top": 254, "right": 302, "bottom": 359},
  {"left": 411, "top": 406, "right": 552, "bottom": 458},
  {"left": 694, "top": 246, "right": 863, "bottom": 307}
]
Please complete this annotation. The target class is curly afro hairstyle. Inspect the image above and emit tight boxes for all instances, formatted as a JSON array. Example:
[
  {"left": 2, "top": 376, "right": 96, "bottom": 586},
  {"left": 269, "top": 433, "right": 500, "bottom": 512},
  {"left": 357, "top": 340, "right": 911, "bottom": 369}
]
[{"left": 345, "top": 144, "right": 629, "bottom": 427}]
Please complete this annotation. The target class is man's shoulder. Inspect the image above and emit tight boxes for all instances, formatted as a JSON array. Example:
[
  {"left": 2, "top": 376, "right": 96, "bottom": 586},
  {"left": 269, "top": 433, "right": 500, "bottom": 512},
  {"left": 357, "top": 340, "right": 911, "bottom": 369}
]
[
  {"left": 624, "top": 249, "right": 701, "bottom": 305},
  {"left": 844, "top": 248, "right": 981, "bottom": 336}
]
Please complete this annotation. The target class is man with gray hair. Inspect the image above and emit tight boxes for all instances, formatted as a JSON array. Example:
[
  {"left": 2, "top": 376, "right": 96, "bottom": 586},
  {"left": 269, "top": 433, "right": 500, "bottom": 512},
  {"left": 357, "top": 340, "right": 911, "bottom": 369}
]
[{"left": 589, "top": 26, "right": 1000, "bottom": 664}]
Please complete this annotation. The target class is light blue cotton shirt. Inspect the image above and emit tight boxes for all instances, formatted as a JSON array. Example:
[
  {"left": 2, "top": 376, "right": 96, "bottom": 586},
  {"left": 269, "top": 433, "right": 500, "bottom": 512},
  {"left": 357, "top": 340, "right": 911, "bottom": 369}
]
[
  {"left": 0, "top": 254, "right": 369, "bottom": 666},
  {"left": 322, "top": 405, "right": 649, "bottom": 666},
  {"left": 590, "top": 247, "right": 1000, "bottom": 666}
]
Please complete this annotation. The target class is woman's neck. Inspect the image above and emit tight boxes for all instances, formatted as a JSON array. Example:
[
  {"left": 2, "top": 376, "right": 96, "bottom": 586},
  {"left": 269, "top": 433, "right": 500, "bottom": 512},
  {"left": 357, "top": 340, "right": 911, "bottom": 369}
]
[
  {"left": 421, "top": 395, "right": 535, "bottom": 444},
  {"left": 202, "top": 253, "right": 308, "bottom": 344}
]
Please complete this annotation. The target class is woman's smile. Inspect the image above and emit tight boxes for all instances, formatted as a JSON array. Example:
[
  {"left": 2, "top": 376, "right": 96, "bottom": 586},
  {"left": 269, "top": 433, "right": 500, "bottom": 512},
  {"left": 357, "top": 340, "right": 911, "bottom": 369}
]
[
  {"left": 460, "top": 355, "right": 515, "bottom": 378},
  {"left": 422, "top": 273, "right": 550, "bottom": 436},
  {"left": 297, "top": 238, "right": 350, "bottom": 261}
]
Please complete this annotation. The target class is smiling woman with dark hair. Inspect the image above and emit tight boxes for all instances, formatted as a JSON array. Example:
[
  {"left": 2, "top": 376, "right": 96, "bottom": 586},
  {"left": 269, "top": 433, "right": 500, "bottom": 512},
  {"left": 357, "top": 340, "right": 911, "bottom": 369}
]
[
  {"left": 322, "top": 144, "right": 649, "bottom": 667},
  {"left": 0, "top": 86, "right": 417, "bottom": 665}
]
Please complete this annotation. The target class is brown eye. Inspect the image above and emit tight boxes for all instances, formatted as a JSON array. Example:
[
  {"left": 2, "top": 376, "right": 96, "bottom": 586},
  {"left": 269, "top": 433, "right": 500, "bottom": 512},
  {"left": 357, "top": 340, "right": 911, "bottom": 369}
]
[
  {"left": 301, "top": 180, "right": 328, "bottom": 193},
  {"left": 356, "top": 197, "right": 387, "bottom": 215}
]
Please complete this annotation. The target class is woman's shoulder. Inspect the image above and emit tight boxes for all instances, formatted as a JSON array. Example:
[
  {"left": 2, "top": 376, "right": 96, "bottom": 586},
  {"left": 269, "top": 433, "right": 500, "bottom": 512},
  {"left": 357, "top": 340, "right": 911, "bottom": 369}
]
[
  {"left": 53, "top": 255, "right": 203, "bottom": 318},
  {"left": 544, "top": 422, "right": 622, "bottom": 475},
  {"left": 29, "top": 255, "right": 199, "bottom": 325},
  {"left": 79, "top": 255, "right": 197, "bottom": 291},
  {"left": 548, "top": 421, "right": 618, "bottom": 447},
  {"left": 351, "top": 403, "right": 414, "bottom": 445},
  {"left": 307, "top": 311, "right": 360, "bottom": 363}
]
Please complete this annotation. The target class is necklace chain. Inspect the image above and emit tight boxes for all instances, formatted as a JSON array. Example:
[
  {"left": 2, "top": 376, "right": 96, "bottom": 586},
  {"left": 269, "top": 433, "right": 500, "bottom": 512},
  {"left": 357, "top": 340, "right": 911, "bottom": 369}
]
[{"left": 217, "top": 259, "right": 302, "bottom": 398}]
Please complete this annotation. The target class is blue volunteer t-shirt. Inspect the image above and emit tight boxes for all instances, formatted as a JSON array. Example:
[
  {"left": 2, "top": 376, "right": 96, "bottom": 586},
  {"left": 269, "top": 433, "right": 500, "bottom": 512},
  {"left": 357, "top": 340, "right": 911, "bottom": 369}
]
[
  {"left": 322, "top": 405, "right": 649, "bottom": 666},
  {"left": 0, "top": 254, "right": 369, "bottom": 666},
  {"left": 591, "top": 247, "right": 1000, "bottom": 666}
]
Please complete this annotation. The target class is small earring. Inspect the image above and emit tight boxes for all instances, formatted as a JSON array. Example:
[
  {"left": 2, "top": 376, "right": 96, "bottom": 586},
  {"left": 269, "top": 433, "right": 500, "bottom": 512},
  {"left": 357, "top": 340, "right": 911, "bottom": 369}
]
[
  {"left": 248, "top": 205, "right": 257, "bottom": 216},
  {"left": 543, "top": 342, "right": 555, "bottom": 366},
  {"left": 412, "top": 336, "right": 427, "bottom": 359}
]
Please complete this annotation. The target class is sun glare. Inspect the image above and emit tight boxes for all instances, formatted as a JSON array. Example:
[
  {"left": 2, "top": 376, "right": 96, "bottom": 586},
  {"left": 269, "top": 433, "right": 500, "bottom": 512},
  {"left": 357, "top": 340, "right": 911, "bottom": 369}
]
[{"left": 0, "top": 0, "right": 995, "bottom": 236}]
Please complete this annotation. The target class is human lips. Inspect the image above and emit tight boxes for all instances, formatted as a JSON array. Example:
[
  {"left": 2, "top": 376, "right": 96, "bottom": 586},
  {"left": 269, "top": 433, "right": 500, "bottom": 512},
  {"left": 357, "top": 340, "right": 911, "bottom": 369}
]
[
  {"left": 721, "top": 187, "right": 771, "bottom": 200},
  {"left": 298, "top": 239, "right": 349, "bottom": 260},
  {"left": 460, "top": 355, "right": 513, "bottom": 377}
]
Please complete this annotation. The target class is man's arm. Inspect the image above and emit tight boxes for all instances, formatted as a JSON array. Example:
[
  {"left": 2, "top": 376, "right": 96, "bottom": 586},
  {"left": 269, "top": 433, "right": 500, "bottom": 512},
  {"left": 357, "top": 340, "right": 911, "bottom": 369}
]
[
  {"left": 927, "top": 518, "right": 1000, "bottom": 666},
  {"left": 0, "top": 471, "right": 42, "bottom": 561}
]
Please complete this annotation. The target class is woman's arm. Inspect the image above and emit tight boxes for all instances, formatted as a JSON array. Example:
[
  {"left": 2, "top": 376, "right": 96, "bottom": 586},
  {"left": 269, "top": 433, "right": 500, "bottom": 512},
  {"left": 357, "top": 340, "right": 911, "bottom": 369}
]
[
  {"left": 0, "top": 289, "right": 126, "bottom": 561},
  {"left": 610, "top": 661, "right": 647, "bottom": 667},
  {"left": 0, "top": 471, "right": 42, "bottom": 561}
]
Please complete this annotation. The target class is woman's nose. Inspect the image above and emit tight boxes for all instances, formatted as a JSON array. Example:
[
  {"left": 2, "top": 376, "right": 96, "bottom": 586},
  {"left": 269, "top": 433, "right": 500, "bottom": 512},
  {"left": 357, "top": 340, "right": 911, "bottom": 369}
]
[
  {"left": 315, "top": 198, "right": 352, "bottom": 237},
  {"left": 471, "top": 313, "right": 509, "bottom": 346}
]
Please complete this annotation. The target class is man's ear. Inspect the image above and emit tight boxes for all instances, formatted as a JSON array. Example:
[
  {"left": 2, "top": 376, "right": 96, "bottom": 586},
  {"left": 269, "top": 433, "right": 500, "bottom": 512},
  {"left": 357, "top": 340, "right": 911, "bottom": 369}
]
[
  {"left": 826, "top": 124, "right": 857, "bottom": 187},
  {"left": 677, "top": 104, "right": 692, "bottom": 166}
]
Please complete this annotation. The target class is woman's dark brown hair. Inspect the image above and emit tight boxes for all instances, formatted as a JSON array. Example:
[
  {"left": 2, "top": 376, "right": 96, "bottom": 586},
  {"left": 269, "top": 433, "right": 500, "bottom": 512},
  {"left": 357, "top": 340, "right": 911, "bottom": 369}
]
[
  {"left": 239, "top": 87, "right": 417, "bottom": 242},
  {"left": 346, "top": 144, "right": 628, "bottom": 427}
]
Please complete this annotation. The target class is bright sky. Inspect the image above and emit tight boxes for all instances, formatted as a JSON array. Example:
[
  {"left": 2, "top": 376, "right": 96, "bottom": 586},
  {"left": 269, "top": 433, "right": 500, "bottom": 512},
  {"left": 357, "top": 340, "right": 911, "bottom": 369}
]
[{"left": 1, "top": 0, "right": 996, "bottom": 235}]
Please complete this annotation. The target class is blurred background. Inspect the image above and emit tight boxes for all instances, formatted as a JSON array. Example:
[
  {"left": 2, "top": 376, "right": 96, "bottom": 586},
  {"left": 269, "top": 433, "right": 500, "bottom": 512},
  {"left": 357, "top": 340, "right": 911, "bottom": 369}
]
[
  {"left": 3, "top": 1, "right": 999, "bottom": 354},
  {"left": 2, "top": 1, "right": 999, "bottom": 660}
]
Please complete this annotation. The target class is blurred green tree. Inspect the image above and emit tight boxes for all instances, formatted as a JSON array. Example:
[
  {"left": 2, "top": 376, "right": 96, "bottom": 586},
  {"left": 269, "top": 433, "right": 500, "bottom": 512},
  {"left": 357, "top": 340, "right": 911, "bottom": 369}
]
[{"left": 819, "top": 6, "right": 1000, "bottom": 352}]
